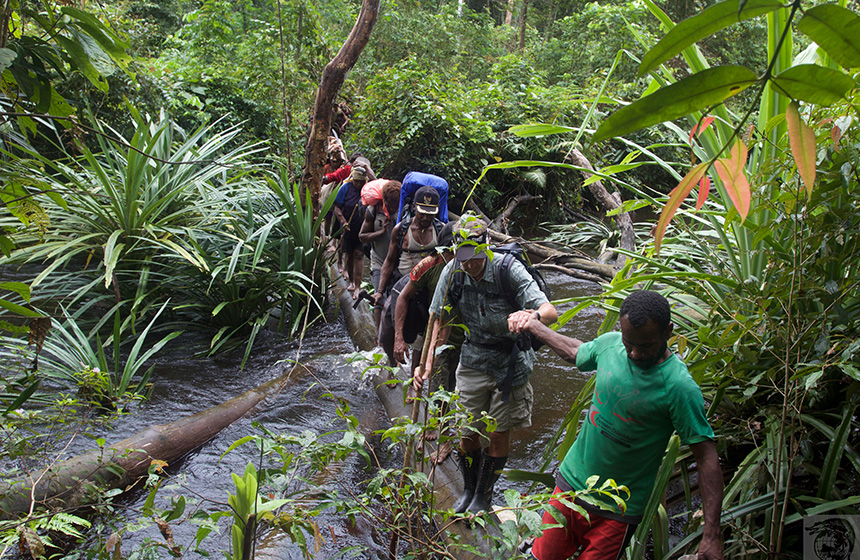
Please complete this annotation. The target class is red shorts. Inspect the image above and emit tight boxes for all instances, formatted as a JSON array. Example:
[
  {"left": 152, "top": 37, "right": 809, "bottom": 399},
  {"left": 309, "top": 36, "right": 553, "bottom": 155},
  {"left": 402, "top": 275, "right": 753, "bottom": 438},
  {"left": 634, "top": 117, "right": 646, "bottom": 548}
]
[{"left": 531, "top": 487, "right": 636, "bottom": 560}]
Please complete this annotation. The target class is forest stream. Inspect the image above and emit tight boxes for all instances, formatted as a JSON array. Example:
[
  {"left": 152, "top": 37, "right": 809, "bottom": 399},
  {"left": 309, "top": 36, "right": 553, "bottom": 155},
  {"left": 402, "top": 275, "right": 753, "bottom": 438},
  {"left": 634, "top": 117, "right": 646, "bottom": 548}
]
[{"left": 19, "top": 270, "right": 602, "bottom": 558}]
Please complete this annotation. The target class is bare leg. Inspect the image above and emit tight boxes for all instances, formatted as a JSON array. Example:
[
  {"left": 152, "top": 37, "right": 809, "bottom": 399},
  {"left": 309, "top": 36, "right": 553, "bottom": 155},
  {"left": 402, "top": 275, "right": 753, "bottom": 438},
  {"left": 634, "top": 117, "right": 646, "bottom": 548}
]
[{"left": 351, "top": 250, "right": 364, "bottom": 298}]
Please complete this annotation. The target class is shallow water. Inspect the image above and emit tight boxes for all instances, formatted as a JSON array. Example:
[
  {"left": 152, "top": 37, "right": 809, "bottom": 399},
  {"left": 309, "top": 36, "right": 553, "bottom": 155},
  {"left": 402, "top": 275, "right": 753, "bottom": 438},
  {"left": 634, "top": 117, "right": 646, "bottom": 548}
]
[{"left": 6, "top": 269, "right": 604, "bottom": 558}]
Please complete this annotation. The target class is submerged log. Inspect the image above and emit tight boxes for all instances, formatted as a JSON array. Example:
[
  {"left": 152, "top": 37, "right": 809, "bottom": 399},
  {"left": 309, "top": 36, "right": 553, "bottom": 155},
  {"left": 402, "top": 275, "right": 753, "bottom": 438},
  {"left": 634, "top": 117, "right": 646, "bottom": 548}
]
[{"left": 0, "top": 370, "right": 295, "bottom": 519}]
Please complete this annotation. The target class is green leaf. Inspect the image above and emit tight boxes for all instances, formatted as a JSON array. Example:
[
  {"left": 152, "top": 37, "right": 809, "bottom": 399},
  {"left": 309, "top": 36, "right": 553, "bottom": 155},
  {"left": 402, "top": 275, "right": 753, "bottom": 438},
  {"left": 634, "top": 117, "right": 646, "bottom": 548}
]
[
  {"left": 639, "top": 0, "right": 784, "bottom": 76},
  {"left": 593, "top": 66, "right": 757, "bottom": 142},
  {"left": 164, "top": 496, "right": 186, "bottom": 522},
  {"left": 771, "top": 65, "right": 854, "bottom": 106},
  {"left": 54, "top": 35, "right": 109, "bottom": 93},
  {"left": 508, "top": 123, "right": 578, "bottom": 137},
  {"left": 786, "top": 102, "right": 816, "bottom": 197},
  {"left": 797, "top": 4, "right": 860, "bottom": 70},
  {"left": 0, "top": 48, "right": 15, "bottom": 73},
  {"left": 504, "top": 468, "right": 556, "bottom": 489},
  {"left": 0, "top": 282, "right": 31, "bottom": 303},
  {"left": 817, "top": 404, "right": 857, "bottom": 500},
  {"left": 3, "top": 380, "right": 40, "bottom": 415},
  {"left": 0, "top": 299, "right": 42, "bottom": 318}
]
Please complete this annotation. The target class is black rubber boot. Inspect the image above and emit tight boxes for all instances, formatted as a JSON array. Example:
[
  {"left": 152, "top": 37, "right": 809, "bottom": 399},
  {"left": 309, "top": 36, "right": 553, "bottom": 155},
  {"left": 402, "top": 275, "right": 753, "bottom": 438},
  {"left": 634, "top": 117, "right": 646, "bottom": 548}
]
[
  {"left": 467, "top": 451, "right": 507, "bottom": 515},
  {"left": 453, "top": 448, "right": 482, "bottom": 513}
]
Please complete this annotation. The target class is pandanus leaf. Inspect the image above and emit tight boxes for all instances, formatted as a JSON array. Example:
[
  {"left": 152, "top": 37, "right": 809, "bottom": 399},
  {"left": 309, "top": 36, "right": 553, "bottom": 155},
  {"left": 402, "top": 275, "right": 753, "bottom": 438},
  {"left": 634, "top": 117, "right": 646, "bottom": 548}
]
[
  {"left": 654, "top": 163, "right": 708, "bottom": 253},
  {"left": 797, "top": 4, "right": 860, "bottom": 70},
  {"left": 786, "top": 102, "right": 817, "bottom": 197},
  {"left": 593, "top": 66, "right": 757, "bottom": 142},
  {"left": 639, "top": 0, "right": 783, "bottom": 76},
  {"left": 713, "top": 140, "right": 751, "bottom": 222}
]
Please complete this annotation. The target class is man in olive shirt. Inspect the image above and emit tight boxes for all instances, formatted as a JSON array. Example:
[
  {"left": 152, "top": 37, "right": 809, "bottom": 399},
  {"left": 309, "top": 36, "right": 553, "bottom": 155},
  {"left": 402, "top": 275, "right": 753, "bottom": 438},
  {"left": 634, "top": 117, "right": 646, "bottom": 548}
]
[{"left": 417, "top": 215, "right": 558, "bottom": 516}]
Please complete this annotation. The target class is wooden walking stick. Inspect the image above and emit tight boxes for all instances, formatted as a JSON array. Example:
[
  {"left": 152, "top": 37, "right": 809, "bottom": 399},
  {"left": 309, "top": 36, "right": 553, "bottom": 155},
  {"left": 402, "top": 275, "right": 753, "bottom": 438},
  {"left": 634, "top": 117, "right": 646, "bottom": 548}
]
[{"left": 388, "top": 310, "right": 440, "bottom": 560}]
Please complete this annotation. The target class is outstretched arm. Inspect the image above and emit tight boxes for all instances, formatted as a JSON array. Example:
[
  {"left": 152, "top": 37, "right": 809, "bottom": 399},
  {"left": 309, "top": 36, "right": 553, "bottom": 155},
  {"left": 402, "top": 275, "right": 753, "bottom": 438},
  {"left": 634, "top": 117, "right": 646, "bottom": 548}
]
[
  {"left": 523, "top": 315, "right": 582, "bottom": 363},
  {"left": 690, "top": 440, "right": 724, "bottom": 560}
]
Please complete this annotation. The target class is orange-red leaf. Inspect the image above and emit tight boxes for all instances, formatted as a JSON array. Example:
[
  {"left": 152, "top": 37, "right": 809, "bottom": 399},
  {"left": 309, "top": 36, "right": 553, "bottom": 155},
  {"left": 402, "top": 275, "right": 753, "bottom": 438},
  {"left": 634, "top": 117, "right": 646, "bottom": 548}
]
[
  {"left": 695, "top": 176, "right": 711, "bottom": 210},
  {"left": 655, "top": 163, "right": 709, "bottom": 253},
  {"left": 832, "top": 124, "right": 843, "bottom": 150},
  {"left": 786, "top": 102, "right": 817, "bottom": 197},
  {"left": 689, "top": 116, "right": 716, "bottom": 143},
  {"left": 714, "top": 140, "right": 751, "bottom": 222}
]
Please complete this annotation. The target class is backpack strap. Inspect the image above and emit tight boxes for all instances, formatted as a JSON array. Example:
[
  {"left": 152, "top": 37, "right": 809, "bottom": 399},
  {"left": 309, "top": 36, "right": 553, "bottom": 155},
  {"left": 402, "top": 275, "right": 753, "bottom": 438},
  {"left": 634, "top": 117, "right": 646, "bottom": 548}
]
[{"left": 397, "top": 218, "right": 445, "bottom": 253}]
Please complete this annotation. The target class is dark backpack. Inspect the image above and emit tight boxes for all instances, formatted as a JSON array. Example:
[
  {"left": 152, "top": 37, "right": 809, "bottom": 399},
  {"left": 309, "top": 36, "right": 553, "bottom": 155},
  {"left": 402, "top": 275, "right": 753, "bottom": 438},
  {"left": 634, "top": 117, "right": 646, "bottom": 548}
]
[
  {"left": 449, "top": 242, "right": 551, "bottom": 354},
  {"left": 449, "top": 242, "right": 551, "bottom": 310}
]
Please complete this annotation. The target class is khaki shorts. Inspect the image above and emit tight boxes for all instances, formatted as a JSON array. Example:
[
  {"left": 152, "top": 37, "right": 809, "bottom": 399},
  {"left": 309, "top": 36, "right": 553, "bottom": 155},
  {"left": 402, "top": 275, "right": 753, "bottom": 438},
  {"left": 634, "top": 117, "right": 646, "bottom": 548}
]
[{"left": 456, "top": 364, "right": 533, "bottom": 433}]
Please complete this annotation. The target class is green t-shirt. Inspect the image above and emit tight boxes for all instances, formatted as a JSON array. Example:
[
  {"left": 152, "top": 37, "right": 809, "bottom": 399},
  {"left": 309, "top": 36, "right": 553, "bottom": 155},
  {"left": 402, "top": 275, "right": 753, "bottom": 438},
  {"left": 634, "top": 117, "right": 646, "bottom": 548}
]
[{"left": 559, "top": 332, "right": 714, "bottom": 520}]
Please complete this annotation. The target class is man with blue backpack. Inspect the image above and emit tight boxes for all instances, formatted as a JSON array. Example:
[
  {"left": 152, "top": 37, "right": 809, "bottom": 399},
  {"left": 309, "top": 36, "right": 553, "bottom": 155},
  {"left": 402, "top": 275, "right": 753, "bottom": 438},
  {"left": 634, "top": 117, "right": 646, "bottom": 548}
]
[{"left": 415, "top": 214, "right": 558, "bottom": 516}]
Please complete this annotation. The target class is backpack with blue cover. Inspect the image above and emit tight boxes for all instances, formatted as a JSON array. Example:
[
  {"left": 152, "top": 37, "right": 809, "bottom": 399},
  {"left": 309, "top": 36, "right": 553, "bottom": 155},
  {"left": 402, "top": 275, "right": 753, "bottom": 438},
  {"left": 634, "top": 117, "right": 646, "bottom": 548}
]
[{"left": 396, "top": 171, "right": 450, "bottom": 224}]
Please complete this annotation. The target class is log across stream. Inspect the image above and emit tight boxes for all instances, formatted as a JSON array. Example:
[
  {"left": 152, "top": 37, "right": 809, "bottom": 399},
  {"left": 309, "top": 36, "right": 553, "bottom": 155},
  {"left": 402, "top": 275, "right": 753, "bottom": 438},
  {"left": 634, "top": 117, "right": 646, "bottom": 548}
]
[{"left": 0, "top": 263, "right": 602, "bottom": 557}]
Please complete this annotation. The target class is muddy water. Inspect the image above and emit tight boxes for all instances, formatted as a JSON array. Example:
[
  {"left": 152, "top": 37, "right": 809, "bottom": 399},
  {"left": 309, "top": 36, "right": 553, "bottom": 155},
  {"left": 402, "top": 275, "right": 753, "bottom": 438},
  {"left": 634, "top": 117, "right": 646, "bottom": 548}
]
[{"left": 59, "top": 271, "right": 603, "bottom": 558}]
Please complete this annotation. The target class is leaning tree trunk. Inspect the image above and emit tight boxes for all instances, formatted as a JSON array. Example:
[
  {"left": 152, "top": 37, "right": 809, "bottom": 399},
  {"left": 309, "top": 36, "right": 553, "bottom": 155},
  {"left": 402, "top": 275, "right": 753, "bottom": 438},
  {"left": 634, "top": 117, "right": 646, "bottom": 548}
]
[
  {"left": 300, "top": 0, "right": 380, "bottom": 215},
  {"left": 565, "top": 148, "right": 636, "bottom": 269},
  {"left": 0, "top": 372, "right": 298, "bottom": 519}
]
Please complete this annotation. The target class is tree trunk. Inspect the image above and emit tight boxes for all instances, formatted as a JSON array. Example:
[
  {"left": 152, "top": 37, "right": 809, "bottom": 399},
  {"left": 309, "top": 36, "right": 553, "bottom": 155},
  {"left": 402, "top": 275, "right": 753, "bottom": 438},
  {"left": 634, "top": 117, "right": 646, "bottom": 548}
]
[
  {"left": 0, "top": 373, "right": 299, "bottom": 519},
  {"left": 504, "top": 0, "right": 514, "bottom": 25},
  {"left": 300, "top": 0, "right": 380, "bottom": 215},
  {"left": 565, "top": 148, "right": 636, "bottom": 269},
  {"left": 518, "top": 0, "right": 527, "bottom": 50}
]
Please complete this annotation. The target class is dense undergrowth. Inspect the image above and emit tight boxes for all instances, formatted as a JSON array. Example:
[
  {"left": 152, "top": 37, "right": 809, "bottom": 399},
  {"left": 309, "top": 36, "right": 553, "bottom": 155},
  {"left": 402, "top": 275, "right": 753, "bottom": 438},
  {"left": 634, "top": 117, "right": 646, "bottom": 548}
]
[{"left": 1, "top": 0, "right": 859, "bottom": 558}]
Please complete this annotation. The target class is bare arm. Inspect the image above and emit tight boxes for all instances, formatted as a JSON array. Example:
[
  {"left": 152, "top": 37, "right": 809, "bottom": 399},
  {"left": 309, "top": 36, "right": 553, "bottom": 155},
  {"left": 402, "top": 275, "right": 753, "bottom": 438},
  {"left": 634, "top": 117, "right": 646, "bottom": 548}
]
[
  {"left": 333, "top": 204, "right": 348, "bottom": 230},
  {"left": 359, "top": 208, "right": 389, "bottom": 243},
  {"left": 373, "top": 225, "right": 401, "bottom": 302},
  {"left": 413, "top": 317, "right": 451, "bottom": 391},
  {"left": 523, "top": 315, "right": 582, "bottom": 363},
  {"left": 691, "top": 440, "right": 724, "bottom": 560},
  {"left": 393, "top": 280, "right": 418, "bottom": 364}
]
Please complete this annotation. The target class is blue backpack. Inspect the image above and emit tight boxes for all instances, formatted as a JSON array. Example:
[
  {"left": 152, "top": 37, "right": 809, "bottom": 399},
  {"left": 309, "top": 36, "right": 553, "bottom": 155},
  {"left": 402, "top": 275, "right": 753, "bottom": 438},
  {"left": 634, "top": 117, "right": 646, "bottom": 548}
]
[{"left": 396, "top": 172, "right": 450, "bottom": 224}]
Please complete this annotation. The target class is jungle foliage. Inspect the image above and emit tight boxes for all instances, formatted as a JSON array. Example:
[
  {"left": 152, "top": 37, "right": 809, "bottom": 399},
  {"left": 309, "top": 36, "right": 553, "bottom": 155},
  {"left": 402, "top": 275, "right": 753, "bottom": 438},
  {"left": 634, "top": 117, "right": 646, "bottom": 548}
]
[{"left": 1, "top": 0, "right": 859, "bottom": 557}]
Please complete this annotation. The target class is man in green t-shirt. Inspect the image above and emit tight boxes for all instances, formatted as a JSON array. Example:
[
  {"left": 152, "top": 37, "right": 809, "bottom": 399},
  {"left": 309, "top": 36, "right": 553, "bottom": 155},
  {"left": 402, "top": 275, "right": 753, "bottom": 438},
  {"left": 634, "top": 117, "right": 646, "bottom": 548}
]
[{"left": 519, "top": 290, "right": 723, "bottom": 560}]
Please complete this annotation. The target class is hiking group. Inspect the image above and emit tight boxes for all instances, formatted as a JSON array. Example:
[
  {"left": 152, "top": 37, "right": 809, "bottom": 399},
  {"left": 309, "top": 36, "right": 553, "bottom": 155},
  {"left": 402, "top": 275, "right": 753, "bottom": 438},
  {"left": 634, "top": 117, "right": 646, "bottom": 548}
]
[{"left": 319, "top": 142, "right": 724, "bottom": 560}]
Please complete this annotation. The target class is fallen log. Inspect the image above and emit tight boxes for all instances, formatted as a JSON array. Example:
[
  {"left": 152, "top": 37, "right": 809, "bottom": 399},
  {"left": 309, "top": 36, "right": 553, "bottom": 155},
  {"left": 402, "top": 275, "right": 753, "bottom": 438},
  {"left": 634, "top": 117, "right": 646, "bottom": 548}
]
[
  {"left": 565, "top": 147, "right": 636, "bottom": 269},
  {"left": 487, "top": 229, "right": 615, "bottom": 281},
  {"left": 447, "top": 210, "right": 614, "bottom": 282},
  {"left": 0, "top": 368, "right": 297, "bottom": 519},
  {"left": 332, "top": 264, "right": 493, "bottom": 559}
]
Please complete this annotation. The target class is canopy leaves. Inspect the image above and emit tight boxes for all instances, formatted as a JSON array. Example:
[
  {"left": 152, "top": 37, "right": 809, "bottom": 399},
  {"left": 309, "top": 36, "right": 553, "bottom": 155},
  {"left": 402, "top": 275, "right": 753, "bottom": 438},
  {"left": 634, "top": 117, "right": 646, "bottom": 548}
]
[
  {"left": 593, "top": 66, "right": 757, "bottom": 142},
  {"left": 639, "top": 0, "right": 784, "bottom": 76}
]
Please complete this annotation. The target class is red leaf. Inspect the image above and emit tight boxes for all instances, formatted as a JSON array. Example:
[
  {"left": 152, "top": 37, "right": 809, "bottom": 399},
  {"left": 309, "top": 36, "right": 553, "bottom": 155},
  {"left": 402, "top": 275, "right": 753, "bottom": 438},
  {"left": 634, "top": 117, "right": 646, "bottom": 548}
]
[
  {"left": 786, "top": 102, "right": 817, "bottom": 196},
  {"left": 655, "top": 163, "right": 709, "bottom": 253},
  {"left": 695, "top": 176, "right": 711, "bottom": 211},
  {"left": 714, "top": 140, "right": 751, "bottom": 222},
  {"left": 698, "top": 116, "right": 715, "bottom": 136},
  {"left": 689, "top": 116, "right": 716, "bottom": 143},
  {"left": 832, "top": 125, "right": 843, "bottom": 151}
]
